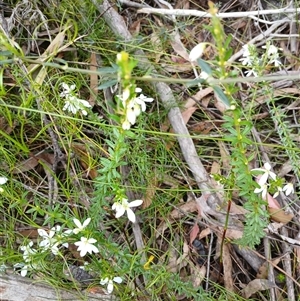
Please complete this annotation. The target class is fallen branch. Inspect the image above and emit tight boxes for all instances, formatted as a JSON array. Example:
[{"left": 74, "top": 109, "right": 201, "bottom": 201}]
[
  {"left": 137, "top": 6, "right": 297, "bottom": 19},
  {"left": 0, "top": 274, "right": 115, "bottom": 301}
]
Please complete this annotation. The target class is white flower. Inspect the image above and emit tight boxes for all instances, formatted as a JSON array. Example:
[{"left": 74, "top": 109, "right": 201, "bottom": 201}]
[
  {"left": 239, "top": 44, "right": 253, "bottom": 66},
  {"left": 73, "top": 217, "right": 91, "bottom": 234},
  {"left": 245, "top": 69, "right": 258, "bottom": 77},
  {"left": 122, "top": 120, "right": 131, "bottom": 130},
  {"left": 20, "top": 241, "right": 36, "bottom": 262},
  {"left": 63, "top": 96, "right": 92, "bottom": 116},
  {"left": 0, "top": 176, "right": 8, "bottom": 192},
  {"left": 134, "top": 93, "right": 154, "bottom": 112},
  {"left": 273, "top": 186, "right": 282, "bottom": 198},
  {"left": 74, "top": 237, "right": 99, "bottom": 257},
  {"left": 282, "top": 183, "right": 294, "bottom": 196},
  {"left": 100, "top": 277, "right": 122, "bottom": 294},
  {"left": 60, "top": 83, "right": 92, "bottom": 115},
  {"left": 262, "top": 44, "right": 279, "bottom": 57},
  {"left": 112, "top": 198, "right": 143, "bottom": 223},
  {"left": 14, "top": 262, "right": 36, "bottom": 277},
  {"left": 252, "top": 162, "right": 277, "bottom": 186},
  {"left": 60, "top": 82, "right": 76, "bottom": 98},
  {"left": 189, "top": 43, "right": 206, "bottom": 62},
  {"left": 0, "top": 176, "right": 8, "bottom": 185},
  {"left": 254, "top": 183, "right": 268, "bottom": 199},
  {"left": 262, "top": 44, "right": 282, "bottom": 67},
  {"left": 38, "top": 226, "right": 64, "bottom": 255}
]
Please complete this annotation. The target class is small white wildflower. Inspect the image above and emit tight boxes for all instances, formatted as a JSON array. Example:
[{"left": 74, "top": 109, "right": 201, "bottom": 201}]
[
  {"left": 74, "top": 237, "right": 99, "bottom": 257},
  {"left": 189, "top": 43, "right": 206, "bottom": 62},
  {"left": 245, "top": 69, "right": 258, "bottom": 77},
  {"left": 63, "top": 96, "right": 92, "bottom": 116},
  {"left": 262, "top": 44, "right": 279, "bottom": 57},
  {"left": 73, "top": 218, "right": 91, "bottom": 234},
  {"left": 262, "top": 44, "right": 282, "bottom": 67},
  {"left": 252, "top": 162, "right": 277, "bottom": 186},
  {"left": 14, "top": 262, "right": 36, "bottom": 277},
  {"left": 282, "top": 183, "right": 294, "bottom": 196},
  {"left": 100, "top": 277, "right": 122, "bottom": 294},
  {"left": 0, "top": 176, "right": 8, "bottom": 185},
  {"left": 38, "top": 226, "right": 64, "bottom": 255},
  {"left": 273, "top": 186, "right": 282, "bottom": 198},
  {"left": 20, "top": 241, "right": 36, "bottom": 262},
  {"left": 122, "top": 120, "right": 131, "bottom": 130},
  {"left": 60, "top": 83, "right": 92, "bottom": 115},
  {"left": 134, "top": 93, "right": 154, "bottom": 112},
  {"left": 112, "top": 198, "right": 143, "bottom": 223},
  {"left": 254, "top": 183, "right": 268, "bottom": 199},
  {"left": 239, "top": 44, "right": 253, "bottom": 66},
  {"left": 0, "top": 176, "right": 8, "bottom": 193},
  {"left": 60, "top": 82, "right": 76, "bottom": 98}
]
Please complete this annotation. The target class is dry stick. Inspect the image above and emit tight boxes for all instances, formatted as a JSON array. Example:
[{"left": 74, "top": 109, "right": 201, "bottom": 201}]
[
  {"left": 289, "top": 0, "right": 297, "bottom": 53},
  {"left": 137, "top": 6, "right": 298, "bottom": 19},
  {"left": 263, "top": 237, "right": 277, "bottom": 301}
]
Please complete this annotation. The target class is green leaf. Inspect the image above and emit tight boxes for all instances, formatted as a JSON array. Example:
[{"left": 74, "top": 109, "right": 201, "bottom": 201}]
[
  {"left": 213, "top": 86, "right": 230, "bottom": 107},
  {"left": 98, "top": 79, "right": 118, "bottom": 90},
  {"left": 196, "top": 58, "right": 212, "bottom": 75}
]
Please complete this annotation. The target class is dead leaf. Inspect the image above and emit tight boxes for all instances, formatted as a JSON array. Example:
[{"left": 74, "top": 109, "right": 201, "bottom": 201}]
[
  {"left": 189, "top": 223, "right": 199, "bottom": 245},
  {"left": 169, "top": 200, "right": 198, "bottom": 219},
  {"left": 241, "top": 279, "right": 276, "bottom": 298},
  {"left": 266, "top": 193, "right": 281, "bottom": 209},
  {"left": 181, "top": 106, "right": 197, "bottom": 124},
  {"left": 88, "top": 52, "right": 98, "bottom": 106},
  {"left": 129, "top": 19, "right": 141, "bottom": 35},
  {"left": 184, "top": 87, "right": 213, "bottom": 108},
  {"left": 150, "top": 32, "right": 164, "bottom": 63},
  {"left": 28, "top": 25, "right": 72, "bottom": 85},
  {"left": 191, "top": 264, "right": 206, "bottom": 287},
  {"left": 268, "top": 207, "right": 294, "bottom": 224},
  {"left": 257, "top": 257, "right": 281, "bottom": 279},
  {"left": 210, "top": 161, "right": 220, "bottom": 174},
  {"left": 218, "top": 141, "right": 230, "bottom": 170},
  {"left": 142, "top": 177, "right": 157, "bottom": 209},
  {"left": 222, "top": 244, "right": 235, "bottom": 292},
  {"left": 13, "top": 151, "right": 55, "bottom": 174},
  {"left": 162, "top": 62, "right": 193, "bottom": 73},
  {"left": 199, "top": 227, "right": 211, "bottom": 239},
  {"left": 169, "top": 31, "right": 190, "bottom": 61},
  {"left": 222, "top": 228, "right": 243, "bottom": 240}
]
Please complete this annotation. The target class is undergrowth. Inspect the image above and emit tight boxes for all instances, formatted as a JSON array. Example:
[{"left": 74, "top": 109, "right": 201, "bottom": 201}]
[{"left": 0, "top": 0, "right": 299, "bottom": 300}]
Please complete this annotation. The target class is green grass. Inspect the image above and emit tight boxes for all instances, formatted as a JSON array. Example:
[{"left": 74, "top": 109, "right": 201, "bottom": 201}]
[{"left": 0, "top": 0, "right": 299, "bottom": 300}]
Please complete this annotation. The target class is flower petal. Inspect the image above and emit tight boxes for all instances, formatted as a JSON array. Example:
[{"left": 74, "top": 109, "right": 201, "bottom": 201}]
[
  {"left": 100, "top": 277, "right": 109, "bottom": 285},
  {"left": 0, "top": 177, "right": 8, "bottom": 185},
  {"left": 115, "top": 206, "right": 126, "bottom": 218},
  {"left": 107, "top": 280, "right": 114, "bottom": 294},
  {"left": 113, "top": 276, "right": 122, "bottom": 284},
  {"left": 126, "top": 208, "right": 136, "bottom": 223},
  {"left": 128, "top": 199, "right": 143, "bottom": 208},
  {"left": 82, "top": 217, "right": 91, "bottom": 228}
]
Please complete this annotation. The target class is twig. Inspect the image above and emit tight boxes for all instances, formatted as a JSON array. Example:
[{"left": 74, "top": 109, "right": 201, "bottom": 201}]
[
  {"left": 280, "top": 228, "right": 295, "bottom": 301},
  {"left": 137, "top": 6, "right": 298, "bottom": 19},
  {"left": 263, "top": 237, "right": 277, "bottom": 301},
  {"left": 118, "top": 0, "right": 150, "bottom": 9}
]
